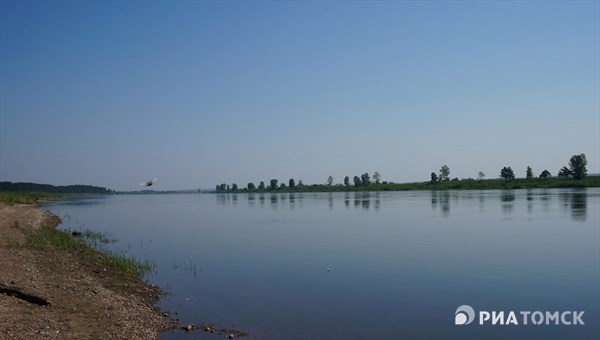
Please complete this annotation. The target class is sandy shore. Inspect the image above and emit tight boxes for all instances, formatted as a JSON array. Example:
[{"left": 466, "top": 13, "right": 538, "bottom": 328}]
[{"left": 0, "top": 203, "right": 178, "bottom": 339}]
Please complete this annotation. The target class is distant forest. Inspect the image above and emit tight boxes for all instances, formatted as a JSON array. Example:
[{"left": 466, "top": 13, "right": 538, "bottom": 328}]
[{"left": 0, "top": 181, "right": 113, "bottom": 194}]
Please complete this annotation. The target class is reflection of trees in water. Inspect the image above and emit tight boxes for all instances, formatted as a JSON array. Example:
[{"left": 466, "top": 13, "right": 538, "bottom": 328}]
[
  {"left": 225, "top": 190, "right": 589, "bottom": 219},
  {"left": 538, "top": 189, "right": 551, "bottom": 212},
  {"left": 270, "top": 194, "right": 278, "bottom": 209},
  {"left": 560, "top": 189, "right": 587, "bottom": 221},
  {"left": 216, "top": 193, "right": 238, "bottom": 205},
  {"left": 440, "top": 191, "right": 450, "bottom": 216},
  {"left": 259, "top": 193, "right": 265, "bottom": 207},
  {"left": 362, "top": 193, "right": 371, "bottom": 209},
  {"left": 430, "top": 191, "right": 450, "bottom": 216},
  {"left": 570, "top": 191, "right": 587, "bottom": 221},
  {"left": 501, "top": 191, "right": 515, "bottom": 214},
  {"left": 526, "top": 190, "right": 533, "bottom": 201},
  {"left": 350, "top": 192, "right": 377, "bottom": 210}
]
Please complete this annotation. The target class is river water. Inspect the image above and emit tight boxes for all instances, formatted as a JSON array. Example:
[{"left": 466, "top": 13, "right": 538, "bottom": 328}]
[{"left": 43, "top": 189, "right": 599, "bottom": 339}]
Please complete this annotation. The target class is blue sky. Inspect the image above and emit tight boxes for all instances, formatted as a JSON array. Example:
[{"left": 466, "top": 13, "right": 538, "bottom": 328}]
[{"left": 1, "top": 1, "right": 598, "bottom": 191}]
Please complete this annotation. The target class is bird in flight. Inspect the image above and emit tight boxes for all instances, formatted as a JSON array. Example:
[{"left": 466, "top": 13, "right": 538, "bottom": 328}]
[{"left": 140, "top": 177, "right": 158, "bottom": 187}]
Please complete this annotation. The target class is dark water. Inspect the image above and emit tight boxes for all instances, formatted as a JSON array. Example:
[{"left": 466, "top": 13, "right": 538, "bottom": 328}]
[{"left": 44, "top": 189, "right": 599, "bottom": 340}]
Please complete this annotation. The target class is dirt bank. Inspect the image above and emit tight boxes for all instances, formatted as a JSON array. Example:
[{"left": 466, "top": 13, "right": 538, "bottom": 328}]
[{"left": 0, "top": 203, "right": 177, "bottom": 339}]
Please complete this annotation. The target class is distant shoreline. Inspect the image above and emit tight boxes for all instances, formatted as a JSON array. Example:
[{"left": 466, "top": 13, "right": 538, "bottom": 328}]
[
  {"left": 212, "top": 176, "right": 600, "bottom": 194},
  {"left": 3, "top": 177, "right": 599, "bottom": 196}
]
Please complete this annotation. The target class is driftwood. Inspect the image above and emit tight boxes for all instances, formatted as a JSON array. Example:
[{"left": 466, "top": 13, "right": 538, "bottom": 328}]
[{"left": 0, "top": 283, "right": 51, "bottom": 306}]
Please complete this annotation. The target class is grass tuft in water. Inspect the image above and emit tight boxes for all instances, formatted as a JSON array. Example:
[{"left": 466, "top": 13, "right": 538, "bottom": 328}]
[{"left": 98, "top": 250, "right": 156, "bottom": 276}]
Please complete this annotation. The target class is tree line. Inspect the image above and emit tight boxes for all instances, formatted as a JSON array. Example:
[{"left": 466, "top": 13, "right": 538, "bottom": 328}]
[
  {"left": 216, "top": 171, "right": 385, "bottom": 192},
  {"left": 430, "top": 153, "right": 588, "bottom": 183},
  {"left": 0, "top": 181, "right": 113, "bottom": 194},
  {"left": 216, "top": 153, "right": 592, "bottom": 193}
]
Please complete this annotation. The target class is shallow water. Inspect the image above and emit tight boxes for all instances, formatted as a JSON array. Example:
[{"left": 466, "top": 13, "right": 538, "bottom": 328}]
[{"left": 44, "top": 189, "right": 599, "bottom": 339}]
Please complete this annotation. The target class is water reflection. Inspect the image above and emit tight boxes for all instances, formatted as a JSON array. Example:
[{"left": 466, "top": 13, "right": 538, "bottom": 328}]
[
  {"left": 351, "top": 192, "right": 379, "bottom": 210},
  {"left": 426, "top": 189, "right": 588, "bottom": 221},
  {"left": 215, "top": 189, "right": 589, "bottom": 221},
  {"left": 501, "top": 190, "right": 515, "bottom": 214},
  {"left": 214, "top": 192, "right": 387, "bottom": 211},
  {"left": 559, "top": 189, "right": 588, "bottom": 221},
  {"left": 431, "top": 191, "right": 450, "bottom": 216},
  {"left": 571, "top": 191, "right": 587, "bottom": 221}
]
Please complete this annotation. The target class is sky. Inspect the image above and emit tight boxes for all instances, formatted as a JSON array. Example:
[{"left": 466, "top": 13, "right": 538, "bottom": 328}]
[{"left": 1, "top": 0, "right": 598, "bottom": 191}]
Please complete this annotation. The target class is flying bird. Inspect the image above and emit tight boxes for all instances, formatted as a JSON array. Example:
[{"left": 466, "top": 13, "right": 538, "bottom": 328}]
[{"left": 140, "top": 177, "right": 158, "bottom": 187}]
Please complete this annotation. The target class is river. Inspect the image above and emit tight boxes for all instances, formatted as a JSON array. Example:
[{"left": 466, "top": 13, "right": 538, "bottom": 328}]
[{"left": 43, "top": 189, "right": 599, "bottom": 339}]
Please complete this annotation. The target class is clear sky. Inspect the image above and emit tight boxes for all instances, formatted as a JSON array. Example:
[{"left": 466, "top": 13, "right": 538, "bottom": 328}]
[{"left": 1, "top": 0, "right": 598, "bottom": 191}]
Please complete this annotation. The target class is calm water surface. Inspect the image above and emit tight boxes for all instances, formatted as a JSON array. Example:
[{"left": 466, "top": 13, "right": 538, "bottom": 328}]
[{"left": 44, "top": 189, "right": 599, "bottom": 339}]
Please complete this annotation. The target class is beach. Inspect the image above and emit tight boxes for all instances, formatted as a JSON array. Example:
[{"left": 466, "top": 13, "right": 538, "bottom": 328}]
[{"left": 0, "top": 203, "right": 177, "bottom": 339}]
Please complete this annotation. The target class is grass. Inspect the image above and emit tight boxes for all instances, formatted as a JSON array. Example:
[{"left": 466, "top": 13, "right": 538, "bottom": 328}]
[
  {"left": 0, "top": 191, "right": 62, "bottom": 205},
  {"left": 22, "top": 227, "right": 155, "bottom": 278}
]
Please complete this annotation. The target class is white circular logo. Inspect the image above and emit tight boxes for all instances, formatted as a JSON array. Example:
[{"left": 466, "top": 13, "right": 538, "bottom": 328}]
[{"left": 455, "top": 305, "right": 476, "bottom": 325}]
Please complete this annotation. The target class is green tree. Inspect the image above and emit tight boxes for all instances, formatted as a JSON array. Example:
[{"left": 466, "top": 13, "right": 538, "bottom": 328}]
[
  {"left": 353, "top": 176, "right": 361, "bottom": 187},
  {"left": 539, "top": 170, "right": 551, "bottom": 179},
  {"left": 226, "top": 184, "right": 230, "bottom": 191},
  {"left": 558, "top": 166, "right": 572, "bottom": 178},
  {"left": 216, "top": 185, "right": 220, "bottom": 192},
  {"left": 247, "top": 182, "right": 256, "bottom": 190},
  {"left": 231, "top": 183, "right": 238, "bottom": 191},
  {"left": 269, "top": 179, "right": 278, "bottom": 190},
  {"left": 327, "top": 176, "right": 333, "bottom": 186},
  {"left": 289, "top": 178, "right": 296, "bottom": 188},
  {"left": 344, "top": 176, "right": 350, "bottom": 187},
  {"left": 279, "top": 183, "right": 286, "bottom": 190},
  {"left": 430, "top": 172, "right": 438, "bottom": 184},
  {"left": 500, "top": 166, "right": 515, "bottom": 180},
  {"left": 526, "top": 166, "right": 533, "bottom": 180},
  {"left": 373, "top": 172, "right": 381, "bottom": 184},
  {"left": 258, "top": 181, "right": 265, "bottom": 190},
  {"left": 361, "top": 173, "right": 371, "bottom": 186},
  {"left": 219, "top": 183, "right": 227, "bottom": 192},
  {"left": 569, "top": 153, "right": 587, "bottom": 180},
  {"left": 298, "top": 180, "right": 304, "bottom": 187},
  {"left": 439, "top": 165, "right": 450, "bottom": 181},
  {"left": 478, "top": 171, "right": 485, "bottom": 180}
]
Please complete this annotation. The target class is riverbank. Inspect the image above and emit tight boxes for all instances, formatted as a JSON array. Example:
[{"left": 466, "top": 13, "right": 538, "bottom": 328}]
[
  {"left": 215, "top": 176, "right": 600, "bottom": 194},
  {"left": 0, "top": 203, "right": 178, "bottom": 339}
]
